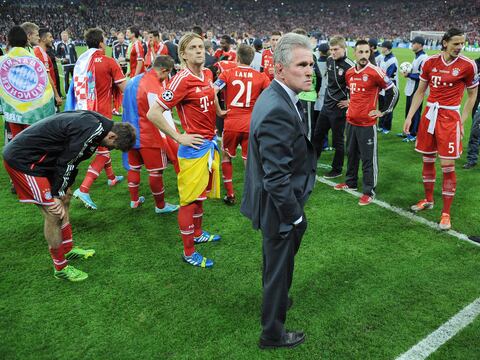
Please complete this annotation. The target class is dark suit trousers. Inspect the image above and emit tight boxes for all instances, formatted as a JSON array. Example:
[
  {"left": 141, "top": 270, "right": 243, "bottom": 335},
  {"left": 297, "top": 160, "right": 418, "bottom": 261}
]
[
  {"left": 261, "top": 214, "right": 307, "bottom": 341},
  {"left": 63, "top": 65, "right": 74, "bottom": 94}
]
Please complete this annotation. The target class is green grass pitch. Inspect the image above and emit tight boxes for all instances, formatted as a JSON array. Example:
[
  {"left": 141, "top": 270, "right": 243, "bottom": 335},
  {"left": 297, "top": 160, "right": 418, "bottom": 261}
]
[{"left": 0, "top": 47, "right": 479, "bottom": 359}]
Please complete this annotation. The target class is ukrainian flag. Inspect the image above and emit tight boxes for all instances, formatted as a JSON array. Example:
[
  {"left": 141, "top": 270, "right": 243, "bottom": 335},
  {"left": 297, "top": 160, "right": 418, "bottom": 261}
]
[{"left": 177, "top": 139, "right": 220, "bottom": 206}]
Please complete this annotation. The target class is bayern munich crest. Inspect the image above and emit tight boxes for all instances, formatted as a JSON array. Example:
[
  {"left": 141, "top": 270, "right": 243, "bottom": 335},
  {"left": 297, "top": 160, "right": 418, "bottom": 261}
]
[
  {"left": 0, "top": 56, "right": 48, "bottom": 102},
  {"left": 362, "top": 74, "right": 369, "bottom": 82},
  {"left": 452, "top": 68, "right": 460, "bottom": 76},
  {"left": 162, "top": 90, "right": 174, "bottom": 101}
]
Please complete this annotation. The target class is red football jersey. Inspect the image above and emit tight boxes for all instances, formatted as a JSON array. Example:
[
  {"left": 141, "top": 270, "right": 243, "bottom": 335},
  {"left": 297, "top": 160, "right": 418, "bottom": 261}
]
[
  {"left": 157, "top": 68, "right": 217, "bottom": 140},
  {"left": 215, "top": 65, "right": 271, "bottom": 132},
  {"left": 213, "top": 60, "right": 237, "bottom": 74},
  {"left": 34, "top": 46, "right": 56, "bottom": 87},
  {"left": 93, "top": 54, "right": 126, "bottom": 118},
  {"left": 145, "top": 42, "right": 169, "bottom": 68},
  {"left": 214, "top": 49, "right": 237, "bottom": 61},
  {"left": 261, "top": 48, "right": 274, "bottom": 80},
  {"left": 136, "top": 70, "right": 169, "bottom": 148},
  {"left": 345, "top": 63, "right": 394, "bottom": 126},
  {"left": 420, "top": 54, "right": 478, "bottom": 107},
  {"left": 130, "top": 40, "right": 145, "bottom": 76}
]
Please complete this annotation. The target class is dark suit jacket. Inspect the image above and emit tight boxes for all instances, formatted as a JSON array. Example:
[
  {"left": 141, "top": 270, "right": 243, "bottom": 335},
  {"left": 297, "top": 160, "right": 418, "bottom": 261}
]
[
  {"left": 204, "top": 52, "right": 217, "bottom": 69},
  {"left": 165, "top": 41, "right": 179, "bottom": 64},
  {"left": 241, "top": 80, "right": 317, "bottom": 237}
]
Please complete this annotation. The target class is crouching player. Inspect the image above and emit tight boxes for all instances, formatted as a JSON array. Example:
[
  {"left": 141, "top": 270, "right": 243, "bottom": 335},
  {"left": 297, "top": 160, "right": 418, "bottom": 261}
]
[{"left": 3, "top": 111, "right": 135, "bottom": 281}]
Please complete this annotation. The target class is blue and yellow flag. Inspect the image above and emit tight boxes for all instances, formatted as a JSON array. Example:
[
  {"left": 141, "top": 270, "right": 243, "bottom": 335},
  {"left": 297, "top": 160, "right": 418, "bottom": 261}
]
[{"left": 177, "top": 139, "right": 220, "bottom": 206}]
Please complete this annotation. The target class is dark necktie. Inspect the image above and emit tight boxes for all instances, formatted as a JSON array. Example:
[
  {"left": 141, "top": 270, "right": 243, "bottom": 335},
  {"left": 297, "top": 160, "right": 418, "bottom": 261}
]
[{"left": 295, "top": 100, "right": 307, "bottom": 126}]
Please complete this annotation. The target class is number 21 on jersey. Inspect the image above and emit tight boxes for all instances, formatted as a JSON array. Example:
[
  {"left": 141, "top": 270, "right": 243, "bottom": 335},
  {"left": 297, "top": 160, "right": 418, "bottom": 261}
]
[{"left": 231, "top": 80, "right": 252, "bottom": 107}]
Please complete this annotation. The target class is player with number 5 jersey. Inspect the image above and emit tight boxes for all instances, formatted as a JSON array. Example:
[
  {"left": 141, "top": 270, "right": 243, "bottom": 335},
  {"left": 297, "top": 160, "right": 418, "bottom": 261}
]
[
  {"left": 404, "top": 28, "right": 478, "bottom": 230},
  {"left": 214, "top": 44, "right": 271, "bottom": 205},
  {"left": 148, "top": 32, "right": 226, "bottom": 269}
]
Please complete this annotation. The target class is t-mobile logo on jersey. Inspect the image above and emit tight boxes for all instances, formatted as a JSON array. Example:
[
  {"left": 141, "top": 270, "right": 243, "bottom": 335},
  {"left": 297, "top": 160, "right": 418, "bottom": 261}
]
[
  {"left": 199, "top": 96, "right": 213, "bottom": 113},
  {"left": 431, "top": 75, "right": 442, "bottom": 88},
  {"left": 350, "top": 82, "right": 357, "bottom": 93}
]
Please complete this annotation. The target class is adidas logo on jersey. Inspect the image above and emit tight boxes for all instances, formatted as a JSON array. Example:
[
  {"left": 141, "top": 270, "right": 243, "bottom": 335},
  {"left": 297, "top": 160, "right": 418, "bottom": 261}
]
[{"left": 195, "top": 87, "right": 201, "bottom": 93}]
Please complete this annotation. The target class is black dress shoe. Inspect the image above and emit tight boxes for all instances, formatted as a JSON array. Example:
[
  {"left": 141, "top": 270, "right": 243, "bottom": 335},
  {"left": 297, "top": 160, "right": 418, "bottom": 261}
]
[{"left": 259, "top": 331, "right": 305, "bottom": 349}]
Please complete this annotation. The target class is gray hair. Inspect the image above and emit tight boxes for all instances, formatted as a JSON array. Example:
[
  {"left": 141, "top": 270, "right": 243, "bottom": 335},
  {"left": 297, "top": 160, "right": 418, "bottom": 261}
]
[
  {"left": 204, "top": 40, "right": 213, "bottom": 51},
  {"left": 273, "top": 33, "right": 311, "bottom": 70}
]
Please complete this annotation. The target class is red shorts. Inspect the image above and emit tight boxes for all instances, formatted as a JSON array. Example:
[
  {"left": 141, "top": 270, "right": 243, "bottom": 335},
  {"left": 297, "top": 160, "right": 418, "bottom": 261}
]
[
  {"left": 222, "top": 130, "right": 249, "bottom": 159},
  {"left": 128, "top": 147, "right": 168, "bottom": 172},
  {"left": 4, "top": 161, "right": 55, "bottom": 206},
  {"left": 415, "top": 108, "right": 462, "bottom": 159},
  {"left": 5, "top": 122, "right": 29, "bottom": 142}
]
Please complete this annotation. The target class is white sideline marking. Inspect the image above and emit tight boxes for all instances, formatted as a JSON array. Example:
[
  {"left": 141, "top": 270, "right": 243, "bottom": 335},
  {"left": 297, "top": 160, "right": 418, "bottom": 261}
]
[
  {"left": 316, "top": 173, "right": 480, "bottom": 248},
  {"left": 395, "top": 297, "right": 480, "bottom": 360},
  {"left": 317, "top": 166, "right": 480, "bottom": 358}
]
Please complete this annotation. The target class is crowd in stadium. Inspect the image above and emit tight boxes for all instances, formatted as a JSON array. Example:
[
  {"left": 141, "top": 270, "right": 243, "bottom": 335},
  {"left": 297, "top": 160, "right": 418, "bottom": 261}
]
[{"left": 0, "top": 0, "right": 479, "bottom": 45}]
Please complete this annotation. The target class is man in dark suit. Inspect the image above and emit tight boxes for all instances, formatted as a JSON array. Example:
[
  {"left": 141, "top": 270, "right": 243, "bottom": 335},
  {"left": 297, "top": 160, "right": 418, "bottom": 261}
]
[
  {"left": 241, "top": 33, "right": 317, "bottom": 349},
  {"left": 163, "top": 33, "right": 179, "bottom": 64},
  {"left": 203, "top": 39, "right": 217, "bottom": 70},
  {"left": 56, "top": 30, "right": 78, "bottom": 95}
]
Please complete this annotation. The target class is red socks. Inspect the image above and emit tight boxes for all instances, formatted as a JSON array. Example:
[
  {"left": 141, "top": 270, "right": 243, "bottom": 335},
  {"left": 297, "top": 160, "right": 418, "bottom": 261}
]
[
  {"left": 149, "top": 171, "right": 165, "bottom": 209},
  {"left": 104, "top": 158, "right": 116, "bottom": 181},
  {"left": 441, "top": 164, "right": 456, "bottom": 215},
  {"left": 422, "top": 156, "right": 456, "bottom": 214},
  {"left": 127, "top": 168, "right": 141, "bottom": 202},
  {"left": 61, "top": 222, "right": 73, "bottom": 253},
  {"left": 80, "top": 153, "right": 114, "bottom": 192},
  {"left": 193, "top": 201, "right": 203, "bottom": 237},
  {"left": 422, "top": 155, "right": 436, "bottom": 202},
  {"left": 222, "top": 159, "right": 234, "bottom": 197},
  {"left": 178, "top": 203, "right": 196, "bottom": 256},
  {"left": 49, "top": 243, "right": 67, "bottom": 270}
]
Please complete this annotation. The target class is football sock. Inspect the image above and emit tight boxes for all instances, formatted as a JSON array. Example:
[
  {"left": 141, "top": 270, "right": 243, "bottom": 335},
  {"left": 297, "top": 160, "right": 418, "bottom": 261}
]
[
  {"left": 127, "top": 169, "right": 141, "bottom": 202},
  {"left": 422, "top": 155, "right": 436, "bottom": 202},
  {"left": 178, "top": 203, "right": 196, "bottom": 256},
  {"left": 193, "top": 200, "right": 204, "bottom": 237},
  {"left": 50, "top": 244, "right": 67, "bottom": 271},
  {"left": 61, "top": 222, "right": 73, "bottom": 253},
  {"left": 441, "top": 164, "right": 456, "bottom": 215},
  {"left": 149, "top": 171, "right": 165, "bottom": 209},
  {"left": 79, "top": 153, "right": 109, "bottom": 193},
  {"left": 222, "top": 159, "right": 234, "bottom": 197},
  {"left": 104, "top": 157, "right": 116, "bottom": 181}
]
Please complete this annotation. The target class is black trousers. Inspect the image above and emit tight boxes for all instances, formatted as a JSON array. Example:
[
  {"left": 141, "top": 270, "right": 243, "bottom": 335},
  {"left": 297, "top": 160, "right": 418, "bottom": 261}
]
[
  {"left": 378, "top": 95, "right": 393, "bottom": 131},
  {"left": 313, "top": 110, "right": 346, "bottom": 173},
  {"left": 405, "top": 95, "right": 423, "bottom": 136},
  {"left": 345, "top": 123, "right": 378, "bottom": 196},
  {"left": 63, "top": 65, "right": 74, "bottom": 94},
  {"left": 261, "top": 214, "right": 307, "bottom": 341}
]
